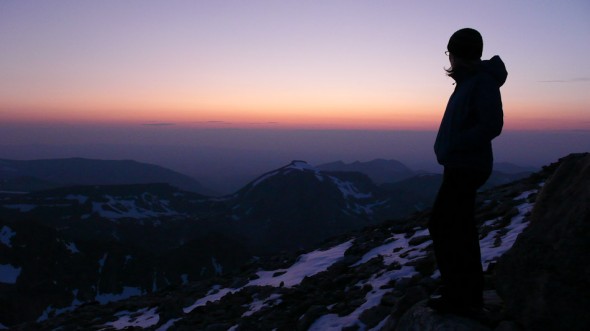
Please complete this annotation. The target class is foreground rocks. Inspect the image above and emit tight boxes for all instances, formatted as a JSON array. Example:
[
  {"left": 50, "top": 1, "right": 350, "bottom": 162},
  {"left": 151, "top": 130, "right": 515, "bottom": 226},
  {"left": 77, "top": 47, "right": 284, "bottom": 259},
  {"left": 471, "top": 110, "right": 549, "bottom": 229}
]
[
  {"left": 495, "top": 153, "right": 590, "bottom": 330},
  {"left": 395, "top": 301, "right": 491, "bottom": 331}
]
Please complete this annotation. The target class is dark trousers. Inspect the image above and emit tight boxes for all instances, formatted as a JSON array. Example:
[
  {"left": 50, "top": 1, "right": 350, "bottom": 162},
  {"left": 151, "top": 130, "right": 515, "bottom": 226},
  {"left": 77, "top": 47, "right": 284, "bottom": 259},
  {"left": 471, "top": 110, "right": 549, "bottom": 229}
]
[{"left": 428, "top": 166, "right": 490, "bottom": 307}]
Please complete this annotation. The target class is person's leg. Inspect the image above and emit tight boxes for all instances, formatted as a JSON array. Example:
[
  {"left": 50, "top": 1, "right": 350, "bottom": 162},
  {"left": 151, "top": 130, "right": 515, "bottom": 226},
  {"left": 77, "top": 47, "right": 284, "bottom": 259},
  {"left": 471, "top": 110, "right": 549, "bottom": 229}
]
[
  {"left": 428, "top": 169, "right": 456, "bottom": 289},
  {"left": 444, "top": 168, "right": 485, "bottom": 307},
  {"left": 428, "top": 167, "right": 490, "bottom": 311}
]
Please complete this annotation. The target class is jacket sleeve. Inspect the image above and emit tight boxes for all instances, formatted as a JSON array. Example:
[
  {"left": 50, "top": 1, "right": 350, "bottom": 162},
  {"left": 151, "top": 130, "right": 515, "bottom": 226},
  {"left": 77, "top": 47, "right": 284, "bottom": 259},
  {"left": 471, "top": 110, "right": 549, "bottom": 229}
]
[{"left": 453, "top": 75, "right": 503, "bottom": 151}]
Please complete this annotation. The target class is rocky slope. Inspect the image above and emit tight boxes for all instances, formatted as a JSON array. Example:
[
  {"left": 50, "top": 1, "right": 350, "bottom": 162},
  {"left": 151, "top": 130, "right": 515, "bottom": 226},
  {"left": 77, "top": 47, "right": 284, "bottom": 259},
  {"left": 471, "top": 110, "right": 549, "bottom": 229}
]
[
  {"left": 10, "top": 154, "right": 587, "bottom": 330},
  {"left": 0, "top": 161, "right": 426, "bottom": 327},
  {"left": 494, "top": 153, "right": 590, "bottom": 330}
]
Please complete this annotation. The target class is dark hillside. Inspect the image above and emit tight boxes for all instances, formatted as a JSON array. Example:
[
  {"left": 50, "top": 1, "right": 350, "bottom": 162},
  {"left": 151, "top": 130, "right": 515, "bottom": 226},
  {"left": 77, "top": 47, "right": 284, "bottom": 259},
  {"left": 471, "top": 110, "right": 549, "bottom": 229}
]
[{"left": 0, "top": 158, "right": 214, "bottom": 195}]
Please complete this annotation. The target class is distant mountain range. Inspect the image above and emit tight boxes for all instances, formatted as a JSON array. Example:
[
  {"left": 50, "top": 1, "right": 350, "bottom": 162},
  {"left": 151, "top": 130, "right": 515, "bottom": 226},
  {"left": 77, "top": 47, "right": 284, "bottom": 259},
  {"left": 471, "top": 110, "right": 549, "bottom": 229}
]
[
  {"left": 316, "top": 159, "right": 415, "bottom": 184},
  {"left": 0, "top": 157, "right": 537, "bottom": 197},
  {"left": 0, "top": 158, "right": 216, "bottom": 196},
  {"left": 317, "top": 159, "right": 537, "bottom": 184}
]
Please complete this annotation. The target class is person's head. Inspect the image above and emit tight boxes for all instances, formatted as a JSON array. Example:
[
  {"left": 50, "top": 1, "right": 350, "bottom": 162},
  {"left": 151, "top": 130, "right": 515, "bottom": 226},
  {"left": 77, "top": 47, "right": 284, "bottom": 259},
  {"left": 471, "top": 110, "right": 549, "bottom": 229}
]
[{"left": 445, "top": 28, "right": 483, "bottom": 77}]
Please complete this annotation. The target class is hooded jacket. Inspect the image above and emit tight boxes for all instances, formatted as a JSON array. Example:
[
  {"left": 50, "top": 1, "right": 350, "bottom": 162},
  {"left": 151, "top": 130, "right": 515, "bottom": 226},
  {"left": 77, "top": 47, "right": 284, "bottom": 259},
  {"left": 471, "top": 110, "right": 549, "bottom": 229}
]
[{"left": 434, "top": 55, "right": 507, "bottom": 171}]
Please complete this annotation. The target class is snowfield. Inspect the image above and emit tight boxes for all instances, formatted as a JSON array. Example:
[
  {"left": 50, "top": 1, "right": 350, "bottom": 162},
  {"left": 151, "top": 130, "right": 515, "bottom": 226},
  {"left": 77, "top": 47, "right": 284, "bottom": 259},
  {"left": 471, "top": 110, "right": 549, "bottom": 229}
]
[{"left": 102, "top": 307, "right": 159, "bottom": 330}]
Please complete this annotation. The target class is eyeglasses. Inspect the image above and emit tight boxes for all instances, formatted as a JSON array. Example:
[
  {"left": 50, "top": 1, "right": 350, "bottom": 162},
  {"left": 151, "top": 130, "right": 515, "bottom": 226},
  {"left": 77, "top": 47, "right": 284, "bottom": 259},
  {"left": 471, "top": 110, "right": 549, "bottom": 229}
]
[{"left": 444, "top": 51, "right": 450, "bottom": 56}]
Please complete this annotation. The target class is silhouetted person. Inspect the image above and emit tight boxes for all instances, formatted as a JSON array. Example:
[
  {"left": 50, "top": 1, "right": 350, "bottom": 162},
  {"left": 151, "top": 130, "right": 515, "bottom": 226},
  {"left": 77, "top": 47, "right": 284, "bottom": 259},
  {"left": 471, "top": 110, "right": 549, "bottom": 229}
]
[{"left": 428, "top": 28, "right": 507, "bottom": 315}]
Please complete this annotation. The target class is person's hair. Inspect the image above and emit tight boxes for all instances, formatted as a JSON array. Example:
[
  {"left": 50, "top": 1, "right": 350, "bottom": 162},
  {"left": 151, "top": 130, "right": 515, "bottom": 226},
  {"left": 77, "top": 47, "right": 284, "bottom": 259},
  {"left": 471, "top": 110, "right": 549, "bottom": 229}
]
[
  {"left": 445, "top": 28, "right": 483, "bottom": 78},
  {"left": 445, "top": 55, "right": 480, "bottom": 78}
]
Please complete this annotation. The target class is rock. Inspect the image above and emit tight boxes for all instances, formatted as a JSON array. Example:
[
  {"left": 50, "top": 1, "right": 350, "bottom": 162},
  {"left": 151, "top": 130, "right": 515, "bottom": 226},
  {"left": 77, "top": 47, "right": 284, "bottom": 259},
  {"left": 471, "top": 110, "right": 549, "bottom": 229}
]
[
  {"left": 408, "top": 235, "right": 430, "bottom": 246},
  {"left": 495, "top": 153, "right": 590, "bottom": 331},
  {"left": 359, "top": 305, "right": 390, "bottom": 329},
  {"left": 205, "top": 322, "right": 233, "bottom": 331},
  {"left": 494, "top": 320, "right": 523, "bottom": 331},
  {"left": 394, "top": 300, "right": 492, "bottom": 331},
  {"left": 380, "top": 292, "right": 398, "bottom": 307},
  {"left": 297, "top": 305, "right": 327, "bottom": 331},
  {"left": 392, "top": 285, "right": 428, "bottom": 318}
]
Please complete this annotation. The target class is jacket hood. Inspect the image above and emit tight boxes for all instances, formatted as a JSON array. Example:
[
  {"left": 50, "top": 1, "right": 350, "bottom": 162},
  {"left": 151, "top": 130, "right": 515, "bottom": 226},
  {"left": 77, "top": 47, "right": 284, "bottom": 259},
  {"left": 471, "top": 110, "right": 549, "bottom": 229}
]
[{"left": 480, "top": 55, "right": 507, "bottom": 87}]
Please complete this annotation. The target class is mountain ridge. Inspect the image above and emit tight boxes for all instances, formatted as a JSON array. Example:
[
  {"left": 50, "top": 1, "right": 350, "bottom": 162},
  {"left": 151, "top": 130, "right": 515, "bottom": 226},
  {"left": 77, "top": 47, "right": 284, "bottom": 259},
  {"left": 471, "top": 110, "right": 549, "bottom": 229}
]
[
  {"left": 316, "top": 159, "right": 415, "bottom": 184},
  {"left": 0, "top": 157, "right": 537, "bottom": 197},
  {"left": 0, "top": 158, "right": 216, "bottom": 196}
]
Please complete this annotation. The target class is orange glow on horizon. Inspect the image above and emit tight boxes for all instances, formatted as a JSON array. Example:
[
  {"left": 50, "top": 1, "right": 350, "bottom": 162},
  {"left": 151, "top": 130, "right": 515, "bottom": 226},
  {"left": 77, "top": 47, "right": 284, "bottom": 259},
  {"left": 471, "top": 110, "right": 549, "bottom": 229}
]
[
  {"left": 1, "top": 98, "right": 588, "bottom": 131},
  {"left": 3, "top": 110, "right": 589, "bottom": 131},
  {"left": 0, "top": 96, "right": 444, "bottom": 130}
]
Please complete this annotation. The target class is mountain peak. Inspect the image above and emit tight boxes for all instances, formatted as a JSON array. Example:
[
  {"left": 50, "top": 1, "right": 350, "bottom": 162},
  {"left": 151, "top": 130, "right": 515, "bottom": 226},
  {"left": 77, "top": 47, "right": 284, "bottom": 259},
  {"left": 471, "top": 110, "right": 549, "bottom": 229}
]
[
  {"left": 285, "top": 160, "right": 317, "bottom": 172},
  {"left": 243, "top": 160, "right": 320, "bottom": 190}
]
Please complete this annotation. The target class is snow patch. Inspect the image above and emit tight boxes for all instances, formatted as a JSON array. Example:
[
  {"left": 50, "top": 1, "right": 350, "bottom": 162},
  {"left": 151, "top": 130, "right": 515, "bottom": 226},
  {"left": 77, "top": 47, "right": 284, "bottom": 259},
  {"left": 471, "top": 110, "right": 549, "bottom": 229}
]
[
  {"left": 242, "top": 293, "right": 282, "bottom": 317},
  {"left": 287, "top": 161, "right": 317, "bottom": 171},
  {"left": 1, "top": 225, "right": 16, "bottom": 248},
  {"left": 96, "top": 287, "right": 143, "bottom": 304},
  {"left": 184, "top": 240, "right": 353, "bottom": 313},
  {"left": 98, "top": 253, "right": 108, "bottom": 273},
  {"left": 181, "top": 273, "right": 189, "bottom": 285},
  {"left": 480, "top": 199, "right": 536, "bottom": 269},
  {"left": 353, "top": 228, "right": 430, "bottom": 267},
  {"left": 65, "top": 241, "right": 80, "bottom": 254},
  {"left": 0, "top": 263, "right": 21, "bottom": 284},
  {"left": 514, "top": 189, "right": 537, "bottom": 201},
  {"left": 184, "top": 287, "right": 238, "bottom": 313},
  {"left": 329, "top": 176, "right": 372, "bottom": 199},
  {"left": 3, "top": 204, "right": 37, "bottom": 212},
  {"left": 103, "top": 307, "right": 159, "bottom": 330},
  {"left": 36, "top": 306, "right": 52, "bottom": 323},
  {"left": 211, "top": 257, "right": 223, "bottom": 275},
  {"left": 251, "top": 161, "right": 322, "bottom": 188},
  {"left": 248, "top": 240, "right": 354, "bottom": 288},
  {"left": 36, "top": 289, "right": 83, "bottom": 322},
  {"left": 155, "top": 318, "right": 182, "bottom": 331}
]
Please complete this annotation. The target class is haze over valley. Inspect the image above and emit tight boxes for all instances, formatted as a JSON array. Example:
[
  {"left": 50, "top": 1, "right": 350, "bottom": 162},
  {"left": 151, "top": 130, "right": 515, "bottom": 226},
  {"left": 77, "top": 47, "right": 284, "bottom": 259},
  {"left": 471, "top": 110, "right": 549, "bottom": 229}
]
[{"left": 1, "top": 127, "right": 587, "bottom": 194}]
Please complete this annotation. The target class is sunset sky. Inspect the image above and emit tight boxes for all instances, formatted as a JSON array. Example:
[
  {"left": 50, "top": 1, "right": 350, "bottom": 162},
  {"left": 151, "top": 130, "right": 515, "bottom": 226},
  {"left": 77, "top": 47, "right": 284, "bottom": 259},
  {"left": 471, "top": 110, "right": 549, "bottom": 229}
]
[
  {"left": 1, "top": 0, "right": 589, "bottom": 193},
  {"left": 2, "top": 0, "right": 589, "bottom": 131}
]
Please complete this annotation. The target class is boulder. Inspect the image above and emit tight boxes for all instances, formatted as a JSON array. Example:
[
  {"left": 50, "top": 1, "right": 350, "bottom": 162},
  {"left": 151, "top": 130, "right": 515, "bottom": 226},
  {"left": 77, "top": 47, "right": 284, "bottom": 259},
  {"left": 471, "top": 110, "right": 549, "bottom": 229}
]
[
  {"left": 394, "top": 301, "right": 491, "bottom": 331},
  {"left": 495, "top": 153, "right": 590, "bottom": 330}
]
